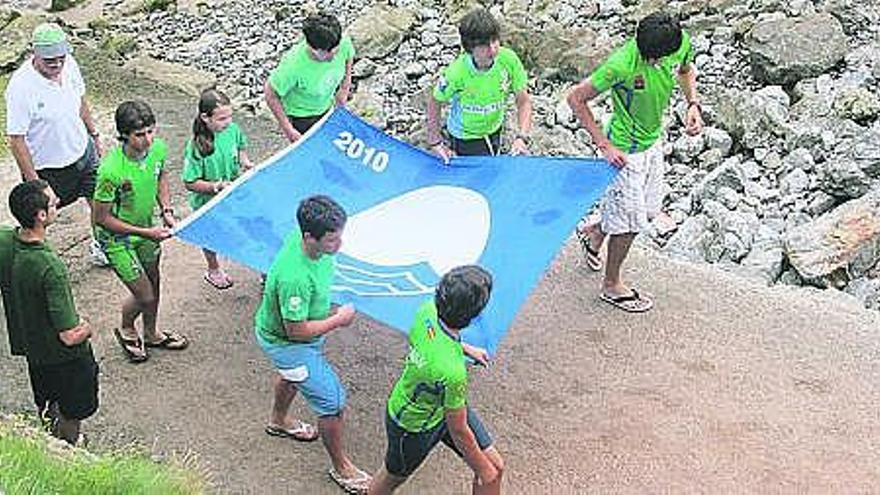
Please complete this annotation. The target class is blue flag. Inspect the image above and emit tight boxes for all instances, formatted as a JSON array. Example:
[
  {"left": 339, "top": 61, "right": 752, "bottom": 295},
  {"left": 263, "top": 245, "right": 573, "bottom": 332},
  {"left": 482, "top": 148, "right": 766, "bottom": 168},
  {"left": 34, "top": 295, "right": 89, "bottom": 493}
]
[{"left": 175, "top": 108, "right": 615, "bottom": 352}]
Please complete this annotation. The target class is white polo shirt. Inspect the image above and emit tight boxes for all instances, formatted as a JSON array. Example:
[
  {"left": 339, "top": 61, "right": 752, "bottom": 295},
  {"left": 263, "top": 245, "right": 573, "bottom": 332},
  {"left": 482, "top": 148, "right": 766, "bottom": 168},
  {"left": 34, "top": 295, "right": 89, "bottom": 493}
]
[{"left": 5, "top": 55, "right": 88, "bottom": 170}]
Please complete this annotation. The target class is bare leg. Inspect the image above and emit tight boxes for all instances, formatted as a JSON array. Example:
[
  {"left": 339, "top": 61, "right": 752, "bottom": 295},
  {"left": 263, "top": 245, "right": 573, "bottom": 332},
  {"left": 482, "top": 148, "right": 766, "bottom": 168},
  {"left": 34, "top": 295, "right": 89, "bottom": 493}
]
[
  {"left": 141, "top": 261, "right": 161, "bottom": 341},
  {"left": 319, "top": 412, "right": 362, "bottom": 478},
  {"left": 120, "top": 275, "right": 155, "bottom": 341},
  {"left": 472, "top": 446, "right": 504, "bottom": 495},
  {"left": 270, "top": 374, "right": 299, "bottom": 427},
  {"left": 603, "top": 233, "right": 636, "bottom": 296},
  {"left": 583, "top": 222, "right": 606, "bottom": 253},
  {"left": 203, "top": 249, "right": 220, "bottom": 271},
  {"left": 55, "top": 414, "right": 81, "bottom": 446},
  {"left": 369, "top": 467, "right": 408, "bottom": 495}
]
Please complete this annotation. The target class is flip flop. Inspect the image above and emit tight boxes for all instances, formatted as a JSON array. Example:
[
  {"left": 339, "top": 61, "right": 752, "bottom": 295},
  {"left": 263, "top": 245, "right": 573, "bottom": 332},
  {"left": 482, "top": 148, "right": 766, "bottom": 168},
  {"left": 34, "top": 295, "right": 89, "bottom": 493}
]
[
  {"left": 600, "top": 289, "right": 654, "bottom": 313},
  {"left": 577, "top": 229, "right": 602, "bottom": 272},
  {"left": 145, "top": 331, "right": 189, "bottom": 350},
  {"left": 265, "top": 421, "right": 319, "bottom": 442},
  {"left": 204, "top": 269, "right": 234, "bottom": 290},
  {"left": 113, "top": 327, "right": 148, "bottom": 363},
  {"left": 328, "top": 466, "right": 372, "bottom": 494}
]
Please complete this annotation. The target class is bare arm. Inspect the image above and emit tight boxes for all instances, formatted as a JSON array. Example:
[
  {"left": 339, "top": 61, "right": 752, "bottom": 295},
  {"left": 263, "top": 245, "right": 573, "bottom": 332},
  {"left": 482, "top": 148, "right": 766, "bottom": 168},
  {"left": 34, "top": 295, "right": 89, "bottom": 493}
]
[
  {"left": 79, "top": 97, "right": 103, "bottom": 156},
  {"left": 93, "top": 200, "right": 165, "bottom": 239},
  {"left": 239, "top": 149, "right": 254, "bottom": 170},
  {"left": 335, "top": 58, "right": 354, "bottom": 106},
  {"left": 511, "top": 90, "right": 533, "bottom": 155},
  {"left": 9, "top": 135, "right": 38, "bottom": 180},
  {"left": 184, "top": 179, "right": 228, "bottom": 195},
  {"left": 283, "top": 304, "right": 355, "bottom": 340},
  {"left": 157, "top": 169, "right": 175, "bottom": 228},
  {"left": 445, "top": 407, "right": 499, "bottom": 485},
  {"left": 58, "top": 320, "right": 92, "bottom": 347},
  {"left": 567, "top": 80, "right": 627, "bottom": 167},
  {"left": 677, "top": 64, "right": 704, "bottom": 136},
  {"left": 264, "top": 80, "right": 301, "bottom": 143},
  {"left": 426, "top": 94, "right": 453, "bottom": 163}
]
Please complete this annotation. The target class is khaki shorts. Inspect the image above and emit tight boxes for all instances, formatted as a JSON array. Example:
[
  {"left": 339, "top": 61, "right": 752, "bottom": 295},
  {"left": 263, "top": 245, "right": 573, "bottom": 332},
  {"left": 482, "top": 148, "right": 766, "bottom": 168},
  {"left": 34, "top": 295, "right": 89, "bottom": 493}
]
[{"left": 600, "top": 141, "right": 667, "bottom": 235}]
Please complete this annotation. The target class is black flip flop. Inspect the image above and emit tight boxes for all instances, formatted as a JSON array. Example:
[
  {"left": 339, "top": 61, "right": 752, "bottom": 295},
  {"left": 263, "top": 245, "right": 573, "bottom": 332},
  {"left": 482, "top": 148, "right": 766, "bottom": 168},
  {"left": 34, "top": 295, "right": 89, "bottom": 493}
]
[
  {"left": 113, "top": 327, "right": 148, "bottom": 363},
  {"left": 600, "top": 289, "right": 654, "bottom": 313}
]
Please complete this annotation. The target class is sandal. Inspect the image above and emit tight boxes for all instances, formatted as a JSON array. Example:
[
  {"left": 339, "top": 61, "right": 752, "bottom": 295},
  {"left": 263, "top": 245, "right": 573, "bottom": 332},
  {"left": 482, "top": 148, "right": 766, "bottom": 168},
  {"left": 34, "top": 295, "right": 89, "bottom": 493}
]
[
  {"left": 600, "top": 289, "right": 654, "bottom": 313},
  {"left": 328, "top": 466, "right": 372, "bottom": 494},
  {"left": 113, "top": 327, "right": 148, "bottom": 363},
  {"left": 265, "top": 421, "right": 319, "bottom": 442},
  {"left": 204, "top": 269, "right": 234, "bottom": 290},
  {"left": 576, "top": 229, "right": 602, "bottom": 272},
  {"left": 145, "top": 331, "right": 189, "bottom": 350}
]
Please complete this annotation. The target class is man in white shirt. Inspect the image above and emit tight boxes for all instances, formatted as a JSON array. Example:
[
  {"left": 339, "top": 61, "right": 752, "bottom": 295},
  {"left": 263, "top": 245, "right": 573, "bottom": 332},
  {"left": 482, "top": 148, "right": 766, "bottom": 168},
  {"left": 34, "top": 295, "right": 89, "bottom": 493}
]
[{"left": 5, "top": 23, "right": 107, "bottom": 265}]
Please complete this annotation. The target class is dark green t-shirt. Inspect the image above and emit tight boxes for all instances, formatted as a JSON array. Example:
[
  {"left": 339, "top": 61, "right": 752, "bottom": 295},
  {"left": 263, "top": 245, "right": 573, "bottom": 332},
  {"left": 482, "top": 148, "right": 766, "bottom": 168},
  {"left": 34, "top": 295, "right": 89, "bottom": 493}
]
[{"left": 0, "top": 227, "right": 91, "bottom": 365}]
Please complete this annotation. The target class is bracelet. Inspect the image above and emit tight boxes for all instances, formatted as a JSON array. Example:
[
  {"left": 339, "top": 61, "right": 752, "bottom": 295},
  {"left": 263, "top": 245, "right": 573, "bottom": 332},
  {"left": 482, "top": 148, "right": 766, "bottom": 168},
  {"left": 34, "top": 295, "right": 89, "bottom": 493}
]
[
  {"left": 162, "top": 207, "right": 174, "bottom": 215},
  {"left": 514, "top": 133, "right": 530, "bottom": 145},
  {"left": 89, "top": 130, "right": 100, "bottom": 137},
  {"left": 427, "top": 140, "right": 443, "bottom": 148},
  {"left": 687, "top": 100, "right": 702, "bottom": 112}
]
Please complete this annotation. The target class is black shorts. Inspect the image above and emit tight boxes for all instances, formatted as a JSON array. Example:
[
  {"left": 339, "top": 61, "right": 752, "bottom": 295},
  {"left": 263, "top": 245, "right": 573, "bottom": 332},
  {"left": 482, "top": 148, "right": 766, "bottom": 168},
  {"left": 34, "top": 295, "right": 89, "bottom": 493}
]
[
  {"left": 384, "top": 407, "right": 493, "bottom": 477},
  {"left": 35, "top": 139, "right": 98, "bottom": 208},
  {"left": 288, "top": 113, "right": 328, "bottom": 135},
  {"left": 28, "top": 356, "right": 99, "bottom": 421},
  {"left": 450, "top": 130, "right": 501, "bottom": 157}
]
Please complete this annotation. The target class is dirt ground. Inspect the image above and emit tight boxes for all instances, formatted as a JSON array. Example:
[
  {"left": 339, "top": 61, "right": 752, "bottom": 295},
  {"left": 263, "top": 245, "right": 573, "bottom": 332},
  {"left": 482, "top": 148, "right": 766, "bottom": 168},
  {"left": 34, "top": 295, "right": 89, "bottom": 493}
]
[{"left": 3, "top": 55, "right": 880, "bottom": 494}]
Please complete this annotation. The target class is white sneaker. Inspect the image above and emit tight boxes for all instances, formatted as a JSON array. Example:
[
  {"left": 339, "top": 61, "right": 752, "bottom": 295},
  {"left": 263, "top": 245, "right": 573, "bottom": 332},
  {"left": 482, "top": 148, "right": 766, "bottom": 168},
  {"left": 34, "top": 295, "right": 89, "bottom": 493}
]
[{"left": 89, "top": 239, "right": 110, "bottom": 267}]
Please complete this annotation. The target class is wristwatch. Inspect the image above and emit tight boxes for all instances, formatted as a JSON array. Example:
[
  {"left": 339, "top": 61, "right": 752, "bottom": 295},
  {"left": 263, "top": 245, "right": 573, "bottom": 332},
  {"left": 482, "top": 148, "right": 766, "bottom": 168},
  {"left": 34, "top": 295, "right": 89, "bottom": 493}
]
[{"left": 514, "top": 132, "right": 530, "bottom": 145}]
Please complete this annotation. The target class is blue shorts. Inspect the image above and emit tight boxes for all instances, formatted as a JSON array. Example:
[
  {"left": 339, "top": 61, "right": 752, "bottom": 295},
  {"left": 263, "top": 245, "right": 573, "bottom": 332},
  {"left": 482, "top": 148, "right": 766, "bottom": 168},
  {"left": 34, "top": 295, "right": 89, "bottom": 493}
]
[
  {"left": 384, "top": 407, "right": 493, "bottom": 477},
  {"left": 256, "top": 332, "right": 346, "bottom": 417}
]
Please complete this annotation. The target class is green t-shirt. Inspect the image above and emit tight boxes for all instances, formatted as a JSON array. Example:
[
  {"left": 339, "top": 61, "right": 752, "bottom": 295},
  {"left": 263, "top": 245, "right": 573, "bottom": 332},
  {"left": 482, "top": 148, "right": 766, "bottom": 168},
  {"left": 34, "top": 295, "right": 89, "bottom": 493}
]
[
  {"left": 387, "top": 301, "right": 468, "bottom": 433},
  {"left": 590, "top": 33, "right": 694, "bottom": 153},
  {"left": 433, "top": 47, "right": 528, "bottom": 139},
  {"left": 254, "top": 231, "right": 335, "bottom": 345},
  {"left": 268, "top": 36, "right": 356, "bottom": 118},
  {"left": 181, "top": 122, "right": 249, "bottom": 211},
  {"left": 0, "top": 228, "right": 91, "bottom": 365},
  {"left": 93, "top": 139, "right": 167, "bottom": 232}
]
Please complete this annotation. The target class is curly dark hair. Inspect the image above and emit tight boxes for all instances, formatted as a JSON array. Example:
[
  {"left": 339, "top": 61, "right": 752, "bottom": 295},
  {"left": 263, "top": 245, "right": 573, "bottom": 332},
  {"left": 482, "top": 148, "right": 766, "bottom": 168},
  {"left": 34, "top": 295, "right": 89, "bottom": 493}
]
[{"left": 435, "top": 265, "right": 493, "bottom": 329}]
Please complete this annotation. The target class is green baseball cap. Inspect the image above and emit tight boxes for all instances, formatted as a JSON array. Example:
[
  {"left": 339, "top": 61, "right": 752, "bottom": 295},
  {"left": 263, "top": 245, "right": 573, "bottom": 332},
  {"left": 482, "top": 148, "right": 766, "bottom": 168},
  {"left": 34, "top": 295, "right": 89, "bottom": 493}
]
[{"left": 32, "top": 23, "right": 71, "bottom": 58}]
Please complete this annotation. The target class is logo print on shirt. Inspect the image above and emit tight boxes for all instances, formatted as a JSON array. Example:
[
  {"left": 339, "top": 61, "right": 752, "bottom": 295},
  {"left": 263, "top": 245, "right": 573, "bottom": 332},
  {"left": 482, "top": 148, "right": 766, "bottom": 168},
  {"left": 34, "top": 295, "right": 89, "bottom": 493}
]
[
  {"left": 634, "top": 75, "right": 646, "bottom": 90},
  {"left": 426, "top": 318, "right": 436, "bottom": 340},
  {"left": 288, "top": 296, "right": 302, "bottom": 313},
  {"left": 436, "top": 76, "right": 448, "bottom": 93}
]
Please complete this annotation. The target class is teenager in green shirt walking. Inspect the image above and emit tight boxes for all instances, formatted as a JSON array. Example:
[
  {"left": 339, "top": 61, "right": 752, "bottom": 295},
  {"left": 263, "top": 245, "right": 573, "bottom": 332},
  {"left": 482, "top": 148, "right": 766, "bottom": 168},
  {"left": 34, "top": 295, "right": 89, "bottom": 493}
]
[
  {"left": 1, "top": 180, "right": 97, "bottom": 446},
  {"left": 265, "top": 12, "right": 355, "bottom": 143},
  {"left": 93, "top": 100, "right": 188, "bottom": 363},
  {"left": 427, "top": 8, "right": 532, "bottom": 161},
  {"left": 182, "top": 88, "right": 253, "bottom": 290},
  {"left": 369, "top": 265, "right": 502, "bottom": 495},
  {"left": 567, "top": 12, "right": 704, "bottom": 313}
]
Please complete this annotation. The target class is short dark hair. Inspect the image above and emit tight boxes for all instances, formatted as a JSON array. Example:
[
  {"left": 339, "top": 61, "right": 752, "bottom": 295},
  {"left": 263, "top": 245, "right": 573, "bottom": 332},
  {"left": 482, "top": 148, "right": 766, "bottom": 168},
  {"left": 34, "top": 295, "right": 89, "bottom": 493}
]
[
  {"left": 115, "top": 100, "right": 156, "bottom": 140},
  {"left": 303, "top": 12, "right": 342, "bottom": 51},
  {"left": 636, "top": 12, "right": 682, "bottom": 60},
  {"left": 9, "top": 179, "right": 50, "bottom": 229},
  {"left": 459, "top": 8, "right": 500, "bottom": 53},
  {"left": 297, "top": 195, "right": 346, "bottom": 241},
  {"left": 435, "top": 265, "right": 493, "bottom": 329}
]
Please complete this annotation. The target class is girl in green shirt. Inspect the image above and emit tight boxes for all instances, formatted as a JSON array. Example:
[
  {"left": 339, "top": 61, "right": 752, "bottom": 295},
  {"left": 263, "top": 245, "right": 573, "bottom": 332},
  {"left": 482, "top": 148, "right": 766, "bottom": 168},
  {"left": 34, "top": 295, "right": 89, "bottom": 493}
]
[{"left": 182, "top": 89, "right": 253, "bottom": 290}]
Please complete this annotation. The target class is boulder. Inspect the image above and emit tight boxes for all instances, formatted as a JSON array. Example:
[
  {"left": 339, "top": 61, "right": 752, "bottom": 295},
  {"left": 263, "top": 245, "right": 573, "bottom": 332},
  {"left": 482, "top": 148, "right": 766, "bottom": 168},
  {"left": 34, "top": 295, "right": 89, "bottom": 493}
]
[
  {"left": 503, "top": 20, "right": 619, "bottom": 81},
  {"left": 0, "top": 14, "right": 43, "bottom": 73},
  {"left": 746, "top": 13, "right": 847, "bottom": 86},
  {"left": 712, "top": 86, "right": 790, "bottom": 149},
  {"left": 125, "top": 55, "right": 217, "bottom": 98},
  {"left": 348, "top": 5, "right": 417, "bottom": 60},
  {"left": 833, "top": 87, "right": 880, "bottom": 123},
  {"left": 784, "top": 186, "right": 880, "bottom": 281},
  {"left": 735, "top": 224, "right": 785, "bottom": 284}
]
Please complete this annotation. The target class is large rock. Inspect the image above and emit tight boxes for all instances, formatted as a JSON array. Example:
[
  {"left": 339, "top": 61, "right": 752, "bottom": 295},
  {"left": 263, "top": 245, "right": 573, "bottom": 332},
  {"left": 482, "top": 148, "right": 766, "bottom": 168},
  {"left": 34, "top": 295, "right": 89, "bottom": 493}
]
[
  {"left": 125, "top": 55, "right": 217, "bottom": 98},
  {"left": 816, "top": 128, "right": 880, "bottom": 198},
  {"left": 712, "top": 86, "right": 790, "bottom": 149},
  {"left": 746, "top": 13, "right": 847, "bottom": 86},
  {"left": 348, "top": 5, "right": 416, "bottom": 60},
  {"left": 503, "top": 20, "right": 618, "bottom": 81},
  {"left": 784, "top": 187, "right": 880, "bottom": 281},
  {"left": 0, "top": 14, "right": 43, "bottom": 73},
  {"left": 735, "top": 224, "right": 785, "bottom": 284}
]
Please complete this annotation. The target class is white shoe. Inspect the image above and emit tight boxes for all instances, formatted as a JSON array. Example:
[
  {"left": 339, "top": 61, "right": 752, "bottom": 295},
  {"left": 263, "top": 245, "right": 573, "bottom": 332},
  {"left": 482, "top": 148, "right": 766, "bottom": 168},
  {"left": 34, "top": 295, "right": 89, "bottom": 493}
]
[{"left": 89, "top": 239, "right": 109, "bottom": 267}]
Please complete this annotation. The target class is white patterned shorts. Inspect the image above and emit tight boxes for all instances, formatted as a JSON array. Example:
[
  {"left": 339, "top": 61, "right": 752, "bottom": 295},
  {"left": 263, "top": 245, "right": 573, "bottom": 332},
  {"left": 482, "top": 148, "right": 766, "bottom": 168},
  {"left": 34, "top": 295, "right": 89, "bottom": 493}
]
[{"left": 600, "top": 141, "right": 667, "bottom": 235}]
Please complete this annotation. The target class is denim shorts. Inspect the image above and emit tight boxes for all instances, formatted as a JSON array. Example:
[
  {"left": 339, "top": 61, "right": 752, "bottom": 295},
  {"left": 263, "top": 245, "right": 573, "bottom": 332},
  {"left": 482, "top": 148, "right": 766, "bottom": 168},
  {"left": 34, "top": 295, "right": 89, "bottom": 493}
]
[
  {"left": 384, "top": 407, "right": 493, "bottom": 477},
  {"left": 256, "top": 332, "right": 346, "bottom": 417}
]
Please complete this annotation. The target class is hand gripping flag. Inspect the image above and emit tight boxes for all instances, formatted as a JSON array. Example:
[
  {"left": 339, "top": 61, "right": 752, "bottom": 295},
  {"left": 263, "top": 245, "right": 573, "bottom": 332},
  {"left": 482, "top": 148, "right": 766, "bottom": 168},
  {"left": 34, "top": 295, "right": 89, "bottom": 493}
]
[{"left": 175, "top": 108, "right": 616, "bottom": 353}]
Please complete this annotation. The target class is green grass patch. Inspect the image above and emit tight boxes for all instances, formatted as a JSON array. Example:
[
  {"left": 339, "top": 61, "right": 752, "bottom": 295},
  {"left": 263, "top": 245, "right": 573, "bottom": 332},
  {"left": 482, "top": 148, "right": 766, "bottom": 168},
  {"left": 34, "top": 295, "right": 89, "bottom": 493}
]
[{"left": 0, "top": 416, "right": 208, "bottom": 495}]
